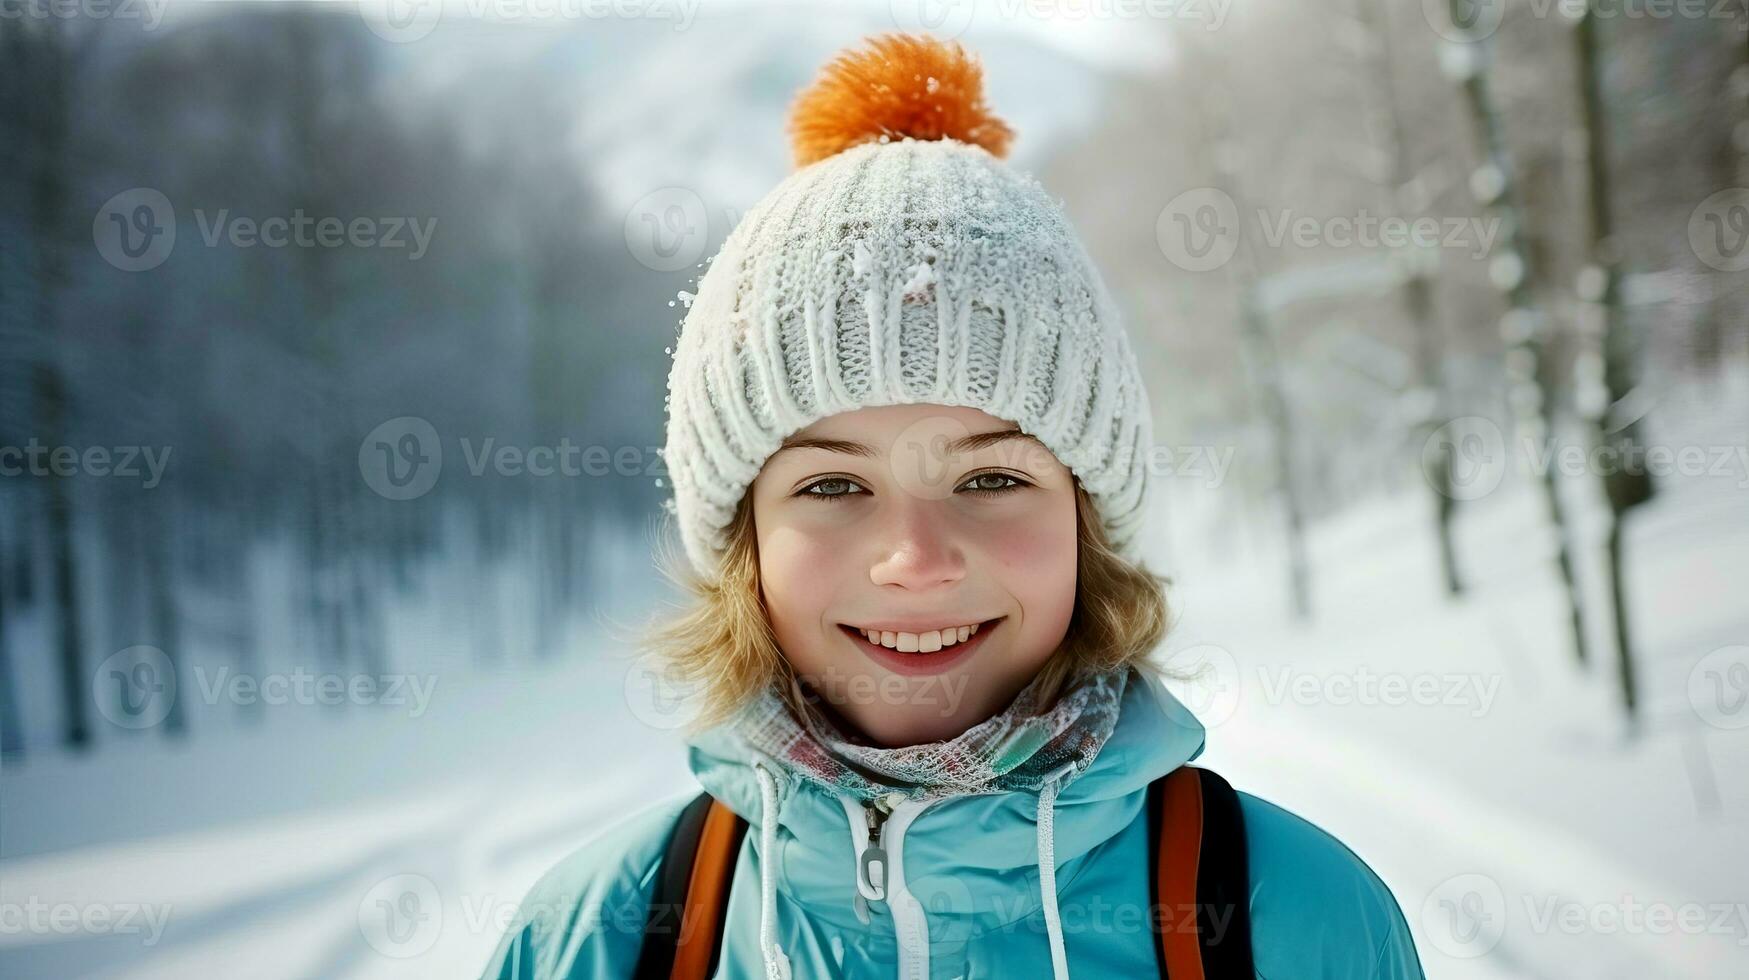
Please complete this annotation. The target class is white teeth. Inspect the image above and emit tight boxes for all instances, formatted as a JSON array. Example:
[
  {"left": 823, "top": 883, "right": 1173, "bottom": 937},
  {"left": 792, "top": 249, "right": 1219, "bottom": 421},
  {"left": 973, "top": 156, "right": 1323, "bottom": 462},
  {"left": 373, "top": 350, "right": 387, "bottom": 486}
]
[{"left": 853, "top": 622, "right": 985, "bottom": 651}]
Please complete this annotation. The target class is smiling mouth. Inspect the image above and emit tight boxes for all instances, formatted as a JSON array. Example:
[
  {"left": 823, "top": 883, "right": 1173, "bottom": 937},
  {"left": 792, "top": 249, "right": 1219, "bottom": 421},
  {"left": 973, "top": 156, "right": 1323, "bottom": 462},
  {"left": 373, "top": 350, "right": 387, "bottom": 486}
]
[{"left": 836, "top": 617, "right": 1004, "bottom": 653}]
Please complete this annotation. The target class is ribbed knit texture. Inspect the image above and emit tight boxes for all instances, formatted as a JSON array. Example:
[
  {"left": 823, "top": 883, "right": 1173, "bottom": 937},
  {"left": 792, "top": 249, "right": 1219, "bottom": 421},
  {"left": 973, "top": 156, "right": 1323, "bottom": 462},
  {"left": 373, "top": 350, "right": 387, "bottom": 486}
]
[{"left": 660, "top": 136, "right": 1153, "bottom": 579}]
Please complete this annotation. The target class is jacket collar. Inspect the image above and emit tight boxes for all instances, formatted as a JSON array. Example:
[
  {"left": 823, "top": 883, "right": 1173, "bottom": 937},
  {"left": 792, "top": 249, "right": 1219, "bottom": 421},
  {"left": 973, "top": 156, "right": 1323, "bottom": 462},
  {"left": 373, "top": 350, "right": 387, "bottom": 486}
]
[{"left": 684, "top": 666, "right": 1207, "bottom": 932}]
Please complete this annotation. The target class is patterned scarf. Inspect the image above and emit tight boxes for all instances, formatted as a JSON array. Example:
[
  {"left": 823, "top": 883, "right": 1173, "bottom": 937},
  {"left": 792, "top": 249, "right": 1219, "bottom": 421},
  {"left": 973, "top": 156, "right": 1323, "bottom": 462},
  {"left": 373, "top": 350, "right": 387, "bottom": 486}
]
[{"left": 731, "top": 662, "right": 1131, "bottom": 804}]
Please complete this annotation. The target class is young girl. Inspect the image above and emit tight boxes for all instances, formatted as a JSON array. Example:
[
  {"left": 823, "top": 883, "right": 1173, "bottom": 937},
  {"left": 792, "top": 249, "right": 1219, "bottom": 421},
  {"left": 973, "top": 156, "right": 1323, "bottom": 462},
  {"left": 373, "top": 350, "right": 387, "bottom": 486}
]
[{"left": 484, "top": 34, "right": 1424, "bottom": 980}]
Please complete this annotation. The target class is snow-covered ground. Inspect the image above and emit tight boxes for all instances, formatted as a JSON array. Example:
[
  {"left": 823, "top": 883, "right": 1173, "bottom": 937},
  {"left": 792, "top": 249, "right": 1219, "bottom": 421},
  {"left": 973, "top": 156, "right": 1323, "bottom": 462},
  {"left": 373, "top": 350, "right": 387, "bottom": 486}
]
[
  {"left": 4, "top": 413, "right": 1746, "bottom": 978},
  {"left": 1167, "top": 485, "right": 1749, "bottom": 980}
]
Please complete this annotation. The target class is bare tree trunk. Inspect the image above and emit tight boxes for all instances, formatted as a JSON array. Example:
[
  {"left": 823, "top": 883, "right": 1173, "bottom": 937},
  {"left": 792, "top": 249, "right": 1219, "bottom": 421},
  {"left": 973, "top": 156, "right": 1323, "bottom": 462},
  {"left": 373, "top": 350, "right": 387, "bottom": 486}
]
[
  {"left": 1444, "top": 8, "right": 1590, "bottom": 667},
  {"left": 141, "top": 498, "right": 186, "bottom": 736},
  {"left": 1186, "top": 38, "right": 1313, "bottom": 622},
  {"left": 1574, "top": 6, "right": 1654, "bottom": 725},
  {"left": 0, "top": 502, "right": 23, "bottom": 758},
  {"left": 1356, "top": 0, "right": 1462, "bottom": 595}
]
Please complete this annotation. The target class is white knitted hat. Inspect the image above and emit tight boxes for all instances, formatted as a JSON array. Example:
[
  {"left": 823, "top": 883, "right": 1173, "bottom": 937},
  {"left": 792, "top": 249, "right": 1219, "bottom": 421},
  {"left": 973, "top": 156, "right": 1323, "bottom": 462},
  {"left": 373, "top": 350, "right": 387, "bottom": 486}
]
[{"left": 660, "top": 34, "right": 1154, "bottom": 580}]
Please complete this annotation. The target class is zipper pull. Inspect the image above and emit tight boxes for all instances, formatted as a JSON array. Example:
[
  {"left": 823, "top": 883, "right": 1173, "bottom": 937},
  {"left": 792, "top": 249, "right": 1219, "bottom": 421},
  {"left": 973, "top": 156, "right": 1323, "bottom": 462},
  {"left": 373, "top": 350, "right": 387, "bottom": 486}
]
[
  {"left": 853, "top": 791, "right": 910, "bottom": 925},
  {"left": 858, "top": 800, "right": 890, "bottom": 901}
]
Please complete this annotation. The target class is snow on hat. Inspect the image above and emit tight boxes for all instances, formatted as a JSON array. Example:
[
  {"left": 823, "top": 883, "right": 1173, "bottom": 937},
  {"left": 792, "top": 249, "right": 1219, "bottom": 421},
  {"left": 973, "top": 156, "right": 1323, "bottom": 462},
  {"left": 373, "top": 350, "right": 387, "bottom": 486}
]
[{"left": 659, "top": 33, "right": 1154, "bottom": 580}]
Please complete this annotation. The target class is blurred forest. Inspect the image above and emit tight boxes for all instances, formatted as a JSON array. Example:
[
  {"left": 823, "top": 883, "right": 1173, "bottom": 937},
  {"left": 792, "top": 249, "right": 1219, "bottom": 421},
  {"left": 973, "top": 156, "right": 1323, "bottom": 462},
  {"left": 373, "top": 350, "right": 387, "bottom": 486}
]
[
  {"left": 1, "top": 0, "right": 1745, "bottom": 757},
  {"left": 1, "top": 4, "right": 685, "bottom": 754}
]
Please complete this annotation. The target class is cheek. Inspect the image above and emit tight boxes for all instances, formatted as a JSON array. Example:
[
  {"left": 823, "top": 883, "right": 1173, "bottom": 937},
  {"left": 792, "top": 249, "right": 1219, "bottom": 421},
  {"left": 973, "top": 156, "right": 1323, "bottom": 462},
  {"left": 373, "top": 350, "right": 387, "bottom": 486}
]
[
  {"left": 984, "top": 500, "right": 1078, "bottom": 638},
  {"left": 757, "top": 525, "right": 846, "bottom": 648}
]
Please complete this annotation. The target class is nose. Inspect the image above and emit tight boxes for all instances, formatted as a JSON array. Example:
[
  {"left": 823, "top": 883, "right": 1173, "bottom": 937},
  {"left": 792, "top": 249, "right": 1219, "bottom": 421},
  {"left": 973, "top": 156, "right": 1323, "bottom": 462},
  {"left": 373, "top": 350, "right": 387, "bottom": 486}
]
[{"left": 868, "top": 501, "right": 965, "bottom": 592}]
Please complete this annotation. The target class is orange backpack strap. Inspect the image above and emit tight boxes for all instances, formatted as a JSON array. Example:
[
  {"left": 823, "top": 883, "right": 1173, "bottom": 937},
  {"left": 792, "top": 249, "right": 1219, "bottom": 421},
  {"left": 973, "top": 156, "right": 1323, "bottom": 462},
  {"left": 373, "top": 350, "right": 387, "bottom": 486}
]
[
  {"left": 634, "top": 791, "right": 748, "bottom": 980},
  {"left": 1148, "top": 766, "right": 1254, "bottom": 979}
]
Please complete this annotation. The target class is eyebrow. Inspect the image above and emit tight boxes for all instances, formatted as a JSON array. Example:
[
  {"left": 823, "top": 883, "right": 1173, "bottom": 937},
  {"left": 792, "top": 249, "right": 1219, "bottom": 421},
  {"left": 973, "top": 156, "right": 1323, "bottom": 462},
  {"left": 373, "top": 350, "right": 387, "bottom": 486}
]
[{"left": 773, "top": 427, "right": 1041, "bottom": 459}]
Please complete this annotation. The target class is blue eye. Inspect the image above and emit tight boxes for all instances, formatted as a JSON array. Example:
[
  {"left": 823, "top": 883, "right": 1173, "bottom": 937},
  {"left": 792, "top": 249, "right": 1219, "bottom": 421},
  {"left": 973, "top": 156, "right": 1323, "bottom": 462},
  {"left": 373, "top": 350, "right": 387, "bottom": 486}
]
[
  {"left": 798, "top": 471, "right": 1030, "bottom": 502},
  {"left": 800, "top": 476, "right": 867, "bottom": 502},
  {"left": 959, "top": 471, "right": 1028, "bottom": 496}
]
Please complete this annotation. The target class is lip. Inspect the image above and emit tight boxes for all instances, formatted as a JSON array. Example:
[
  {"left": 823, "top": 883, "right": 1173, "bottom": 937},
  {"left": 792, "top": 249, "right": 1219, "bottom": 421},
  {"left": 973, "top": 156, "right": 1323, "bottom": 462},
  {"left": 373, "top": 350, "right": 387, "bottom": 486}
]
[{"left": 837, "top": 617, "right": 1003, "bottom": 677}]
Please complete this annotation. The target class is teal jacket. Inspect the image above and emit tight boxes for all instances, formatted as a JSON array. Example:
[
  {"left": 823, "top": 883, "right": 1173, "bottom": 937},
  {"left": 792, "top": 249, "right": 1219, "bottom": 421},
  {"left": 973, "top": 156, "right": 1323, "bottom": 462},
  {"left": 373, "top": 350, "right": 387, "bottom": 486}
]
[{"left": 482, "top": 669, "right": 1425, "bottom": 978}]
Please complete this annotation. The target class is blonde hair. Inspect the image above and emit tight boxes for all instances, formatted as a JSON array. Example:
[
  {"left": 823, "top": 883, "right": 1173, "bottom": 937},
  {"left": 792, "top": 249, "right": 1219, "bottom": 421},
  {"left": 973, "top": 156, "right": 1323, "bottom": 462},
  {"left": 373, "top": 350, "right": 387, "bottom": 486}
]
[{"left": 631, "top": 480, "right": 1175, "bottom": 736}]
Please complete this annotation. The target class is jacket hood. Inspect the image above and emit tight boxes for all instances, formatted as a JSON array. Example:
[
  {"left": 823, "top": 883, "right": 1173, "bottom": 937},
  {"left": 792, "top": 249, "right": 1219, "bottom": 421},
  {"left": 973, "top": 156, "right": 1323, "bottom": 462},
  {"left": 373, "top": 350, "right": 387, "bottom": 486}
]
[{"left": 683, "top": 664, "right": 1207, "bottom": 967}]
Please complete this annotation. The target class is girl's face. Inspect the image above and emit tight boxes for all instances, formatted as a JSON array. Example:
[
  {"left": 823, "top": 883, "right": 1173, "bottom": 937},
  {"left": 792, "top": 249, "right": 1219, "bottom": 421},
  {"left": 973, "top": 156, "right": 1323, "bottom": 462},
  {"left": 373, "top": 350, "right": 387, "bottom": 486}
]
[{"left": 749, "top": 403, "right": 1079, "bottom": 746}]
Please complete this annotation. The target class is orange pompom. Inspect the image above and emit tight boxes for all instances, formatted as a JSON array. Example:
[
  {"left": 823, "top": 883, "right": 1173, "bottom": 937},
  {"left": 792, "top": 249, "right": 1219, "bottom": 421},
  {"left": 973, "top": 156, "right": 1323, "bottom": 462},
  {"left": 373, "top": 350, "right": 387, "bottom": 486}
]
[{"left": 788, "top": 33, "right": 1015, "bottom": 169}]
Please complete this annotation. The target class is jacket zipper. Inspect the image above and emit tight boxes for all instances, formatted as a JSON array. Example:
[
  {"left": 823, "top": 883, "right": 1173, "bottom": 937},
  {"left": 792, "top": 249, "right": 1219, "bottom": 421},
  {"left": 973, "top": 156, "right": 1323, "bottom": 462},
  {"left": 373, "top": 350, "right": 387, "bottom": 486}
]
[
  {"left": 853, "top": 792, "right": 900, "bottom": 918},
  {"left": 847, "top": 792, "right": 936, "bottom": 980}
]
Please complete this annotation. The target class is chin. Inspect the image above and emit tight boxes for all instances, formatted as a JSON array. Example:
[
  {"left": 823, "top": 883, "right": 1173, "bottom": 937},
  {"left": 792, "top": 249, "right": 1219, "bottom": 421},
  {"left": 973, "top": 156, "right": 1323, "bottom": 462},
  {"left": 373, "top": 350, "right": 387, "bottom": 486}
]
[{"left": 852, "top": 708, "right": 972, "bottom": 748}]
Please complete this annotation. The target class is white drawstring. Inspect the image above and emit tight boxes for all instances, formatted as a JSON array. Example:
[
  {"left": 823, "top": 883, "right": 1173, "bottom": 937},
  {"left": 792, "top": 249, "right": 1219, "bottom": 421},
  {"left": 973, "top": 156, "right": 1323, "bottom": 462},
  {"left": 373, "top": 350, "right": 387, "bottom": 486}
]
[
  {"left": 752, "top": 760, "right": 794, "bottom": 980},
  {"left": 1037, "top": 769, "right": 1072, "bottom": 980}
]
